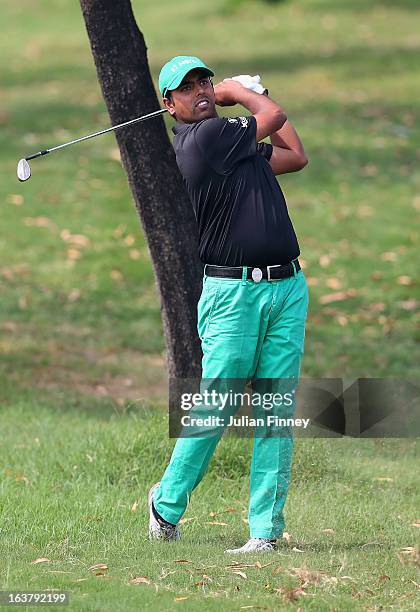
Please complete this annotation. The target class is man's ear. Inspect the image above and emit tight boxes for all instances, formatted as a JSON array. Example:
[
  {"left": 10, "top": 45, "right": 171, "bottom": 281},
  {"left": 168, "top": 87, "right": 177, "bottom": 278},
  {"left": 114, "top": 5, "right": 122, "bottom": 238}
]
[{"left": 163, "top": 96, "right": 176, "bottom": 117}]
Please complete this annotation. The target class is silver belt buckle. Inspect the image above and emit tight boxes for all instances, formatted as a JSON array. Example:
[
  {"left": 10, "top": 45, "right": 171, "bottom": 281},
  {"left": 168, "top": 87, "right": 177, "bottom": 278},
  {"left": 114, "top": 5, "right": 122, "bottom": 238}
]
[
  {"left": 267, "top": 264, "right": 281, "bottom": 281},
  {"left": 251, "top": 267, "right": 263, "bottom": 283}
]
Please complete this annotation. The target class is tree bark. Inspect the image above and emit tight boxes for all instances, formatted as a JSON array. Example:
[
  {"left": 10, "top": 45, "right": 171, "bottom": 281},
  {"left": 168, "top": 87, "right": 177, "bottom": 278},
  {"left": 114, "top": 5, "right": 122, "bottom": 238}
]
[{"left": 79, "top": 0, "right": 203, "bottom": 381}]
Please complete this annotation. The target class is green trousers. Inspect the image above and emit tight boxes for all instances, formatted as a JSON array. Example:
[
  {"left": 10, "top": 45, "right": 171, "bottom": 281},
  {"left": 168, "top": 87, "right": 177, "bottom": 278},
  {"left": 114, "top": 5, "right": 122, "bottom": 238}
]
[{"left": 154, "top": 264, "right": 309, "bottom": 539}]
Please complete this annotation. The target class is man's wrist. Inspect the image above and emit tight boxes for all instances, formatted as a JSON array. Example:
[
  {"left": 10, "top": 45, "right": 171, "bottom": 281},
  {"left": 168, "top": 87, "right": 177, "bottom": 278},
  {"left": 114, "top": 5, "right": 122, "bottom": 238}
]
[{"left": 234, "top": 88, "right": 285, "bottom": 115}]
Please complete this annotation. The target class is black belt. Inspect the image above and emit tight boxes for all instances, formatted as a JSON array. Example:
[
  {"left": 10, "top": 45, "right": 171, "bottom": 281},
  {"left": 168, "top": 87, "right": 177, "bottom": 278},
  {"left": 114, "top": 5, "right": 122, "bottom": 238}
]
[{"left": 205, "top": 258, "right": 301, "bottom": 282}]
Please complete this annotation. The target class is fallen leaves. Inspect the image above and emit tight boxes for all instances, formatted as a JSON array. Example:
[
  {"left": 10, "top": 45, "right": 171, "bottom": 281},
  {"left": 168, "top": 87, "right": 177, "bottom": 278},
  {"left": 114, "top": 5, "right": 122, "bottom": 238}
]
[
  {"left": 124, "top": 234, "right": 135, "bottom": 246},
  {"left": 129, "top": 249, "right": 141, "bottom": 260},
  {"left": 231, "top": 570, "right": 247, "bottom": 579},
  {"left": 381, "top": 251, "right": 397, "bottom": 262},
  {"left": 108, "top": 147, "right": 121, "bottom": 162},
  {"left": 60, "top": 229, "right": 90, "bottom": 248},
  {"left": 397, "top": 275, "right": 413, "bottom": 286},
  {"left": 209, "top": 508, "right": 237, "bottom": 517},
  {"left": 398, "top": 299, "right": 418, "bottom": 311},
  {"left": 325, "top": 277, "right": 341, "bottom": 289},
  {"left": 67, "top": 288, "right": 81, "bottom": 302},
  {"left": 319, "top": 289, "right": 358, "bottom": 305},
  {"left": 110, "top": 269, "right": 123, "bottom": 281},
  {"left": 31, "top": 557, "right": 50, "bottom": 564},
  {"left": 8, "top": 194, "right": 24, "bottom": 206},
  {"left": 287, "top": 566, "right": 338, "bottom": 587},
  {"left": 130, "top": 575, "right": 150, "bottom": 585},
  {"left": 397, "top": 546, "right": 420, "bottom": 567},
  {"left": 275, "top": 586, "right": 307, "bottom": 602},
  {"left": 24, "top": 216, "right": 56, "bottom": 231},
  {"left": 88, "top": 563, "right": 108, "bottom": 573}
]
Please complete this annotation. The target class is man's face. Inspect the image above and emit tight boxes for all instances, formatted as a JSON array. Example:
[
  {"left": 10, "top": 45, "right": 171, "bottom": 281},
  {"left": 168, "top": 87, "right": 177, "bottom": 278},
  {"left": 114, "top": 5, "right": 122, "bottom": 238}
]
[{"left": 163, "top": 69, "right": 217, "bottom": 123}]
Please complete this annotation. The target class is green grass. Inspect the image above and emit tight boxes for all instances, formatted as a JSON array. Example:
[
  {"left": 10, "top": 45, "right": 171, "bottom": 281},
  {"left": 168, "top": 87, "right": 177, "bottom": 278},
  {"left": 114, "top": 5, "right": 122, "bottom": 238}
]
[
  {"left": 1, "top": 0, "right": 419, "bottom": 609},
  {"left": 1, "top": 402, "right": 419, "bottom": 610}
]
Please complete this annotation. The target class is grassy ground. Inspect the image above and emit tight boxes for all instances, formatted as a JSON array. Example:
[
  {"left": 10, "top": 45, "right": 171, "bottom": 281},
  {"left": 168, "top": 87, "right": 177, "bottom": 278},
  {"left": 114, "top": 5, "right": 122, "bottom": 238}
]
[
  {"left": 1, "top": 0, "right": 419, "bottom": 609},
  {"left": 1, "top": 403, "right": 419, "bottom": 610}
]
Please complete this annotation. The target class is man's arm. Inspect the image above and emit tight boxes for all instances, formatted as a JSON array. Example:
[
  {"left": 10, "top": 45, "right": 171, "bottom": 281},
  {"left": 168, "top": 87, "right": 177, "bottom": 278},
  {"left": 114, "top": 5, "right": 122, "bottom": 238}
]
[
  {"left": 268, "top": 117, "right": 308, "bottom": 175},
  {"left": 214, "top": 80, "right": 287, "bottom": 141}
]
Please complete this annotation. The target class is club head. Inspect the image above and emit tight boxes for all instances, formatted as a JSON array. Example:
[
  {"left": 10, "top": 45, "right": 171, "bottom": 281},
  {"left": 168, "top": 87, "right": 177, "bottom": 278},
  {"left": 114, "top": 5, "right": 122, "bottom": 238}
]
[{"left": 17, "top": 158, "right": 31, "bottom": 182}]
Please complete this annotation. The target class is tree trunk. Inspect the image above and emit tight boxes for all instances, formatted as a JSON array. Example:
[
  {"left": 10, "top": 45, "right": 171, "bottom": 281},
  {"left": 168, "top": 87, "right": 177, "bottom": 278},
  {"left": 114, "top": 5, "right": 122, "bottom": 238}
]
[{"left": 79, "top": 0, "right": 203, "bottom": 381}]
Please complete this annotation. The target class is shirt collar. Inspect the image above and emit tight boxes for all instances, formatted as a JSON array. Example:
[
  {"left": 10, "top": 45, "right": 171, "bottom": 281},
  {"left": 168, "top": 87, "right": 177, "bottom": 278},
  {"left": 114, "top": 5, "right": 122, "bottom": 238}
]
[{"left": 172, "top": 123, "right": 190, "bottom": 135}]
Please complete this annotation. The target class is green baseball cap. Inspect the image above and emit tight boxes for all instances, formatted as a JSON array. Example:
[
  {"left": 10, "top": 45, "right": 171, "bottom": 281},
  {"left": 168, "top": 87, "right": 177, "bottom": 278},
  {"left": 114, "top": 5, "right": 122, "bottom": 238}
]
[{"left": 159, "top": 55, "right": 214, "bottom": 97}]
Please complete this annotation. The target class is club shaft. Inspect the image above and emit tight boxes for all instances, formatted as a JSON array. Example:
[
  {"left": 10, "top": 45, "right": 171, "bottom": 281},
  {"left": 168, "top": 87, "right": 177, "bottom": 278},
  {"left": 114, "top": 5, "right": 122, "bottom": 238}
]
[{"left": 25, "top": 108, "right": 168, "bottom": 161}]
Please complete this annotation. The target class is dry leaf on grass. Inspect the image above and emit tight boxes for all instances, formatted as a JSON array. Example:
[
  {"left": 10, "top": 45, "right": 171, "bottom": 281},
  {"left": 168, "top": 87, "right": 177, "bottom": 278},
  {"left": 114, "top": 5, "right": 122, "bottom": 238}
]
[
  {"left": 319, "top": 289, "right": 358, "bottom": 305},
  {"left": 209, "top": 508, "right": 237, "bottom": 517},
  {"left": 194, "top": 575, "right": 212, "bottom": 587},
  {"left": 88, "top": 563, "right": 108, "bottom": 572},
  {"left": 174, "top": 596, "right": 189, "bottom": 601},
  {"left": 275, "top": 586, "right": 307, "bottom": 602},
  {"left": 397, "top": 546, "right": 420, "bottom": 566},
  {"left": 31, "top": 557, "right": 50, "bottom": 564},
  {"left": 96, "top": 574, "right": 112, "bottom": 580},
  {"left": 287, "top": 566, "right": 337, "bottom": 587},
  {"left": 205, "top": 521, "right": 228, "bottom": 526},
  {"left": 8, "top": 194, "right": 24, "bottom": 206},
  {"left": 397, "top": 275, "right": 412, "bottom": 285},
  {"left": 130, "top": 575, "right": 151, "bottom": 585},
  {"left": 231, "top": 570, "right": 247, "bottom": 579}
]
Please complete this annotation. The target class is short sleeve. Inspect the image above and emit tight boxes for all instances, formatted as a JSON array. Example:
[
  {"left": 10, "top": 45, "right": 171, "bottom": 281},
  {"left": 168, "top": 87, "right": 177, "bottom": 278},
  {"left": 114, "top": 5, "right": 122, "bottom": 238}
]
[
  {"left": 257, "top": 142, "right": 273, "bottom": 162},
  {"left": 194, "top": 115, "right": 257, "bottom": 175}
]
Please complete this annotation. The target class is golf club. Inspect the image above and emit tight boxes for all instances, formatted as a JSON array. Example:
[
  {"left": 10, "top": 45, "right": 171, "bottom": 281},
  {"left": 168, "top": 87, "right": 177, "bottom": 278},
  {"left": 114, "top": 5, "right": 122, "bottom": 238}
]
[{"left": 17, "top": 107, "right": 168, "bottom": 182}]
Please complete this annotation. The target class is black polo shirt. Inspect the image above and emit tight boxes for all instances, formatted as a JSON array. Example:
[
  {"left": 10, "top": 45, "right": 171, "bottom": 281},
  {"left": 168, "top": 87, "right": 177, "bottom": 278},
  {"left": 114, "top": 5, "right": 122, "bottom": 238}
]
[{"left": 172, "top": 114, "right": 300, "bottom": 267}]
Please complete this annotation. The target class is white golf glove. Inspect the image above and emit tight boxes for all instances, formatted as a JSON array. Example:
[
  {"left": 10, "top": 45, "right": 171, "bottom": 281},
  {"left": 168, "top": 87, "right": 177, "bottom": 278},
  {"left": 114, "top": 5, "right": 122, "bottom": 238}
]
[{"left": 223, "top": 74, "right": 268, "bottom": 95}]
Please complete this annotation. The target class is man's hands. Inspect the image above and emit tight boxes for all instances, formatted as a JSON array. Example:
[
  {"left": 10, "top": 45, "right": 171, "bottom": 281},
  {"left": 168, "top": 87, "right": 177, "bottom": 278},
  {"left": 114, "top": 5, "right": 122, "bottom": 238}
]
[
  {"left": 225, "top": 75, "right": 268, "bottom": 95},
  {"left": 214, "top": 79, "right": 247, "bottom": 107}
]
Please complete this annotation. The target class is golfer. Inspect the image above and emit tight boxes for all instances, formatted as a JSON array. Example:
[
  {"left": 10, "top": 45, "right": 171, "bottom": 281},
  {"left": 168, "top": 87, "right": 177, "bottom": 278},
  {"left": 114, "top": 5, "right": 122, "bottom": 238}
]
[{"left": 148, "top": 56, "right": 309, "bottom": 553}]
